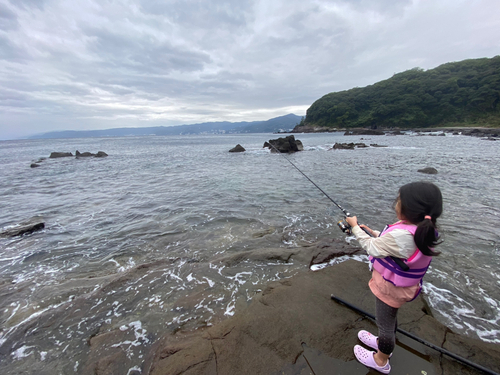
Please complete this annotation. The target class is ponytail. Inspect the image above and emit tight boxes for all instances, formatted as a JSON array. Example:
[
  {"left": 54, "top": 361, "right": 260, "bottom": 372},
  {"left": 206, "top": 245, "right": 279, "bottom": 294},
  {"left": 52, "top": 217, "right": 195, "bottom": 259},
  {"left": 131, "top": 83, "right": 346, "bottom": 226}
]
[
  {"left": 399, "top": 182, "right": 443, "bottom": 256},
  {"left": 414, "top": 218, "right": 441, "bottom": 256}
]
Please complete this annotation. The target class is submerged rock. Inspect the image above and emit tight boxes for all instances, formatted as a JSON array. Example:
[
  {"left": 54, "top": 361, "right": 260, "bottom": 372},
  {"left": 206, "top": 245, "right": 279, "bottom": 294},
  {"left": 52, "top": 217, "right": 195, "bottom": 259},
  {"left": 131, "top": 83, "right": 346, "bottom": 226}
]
[
  {"left": 229, "top": 144, "right": 246, "bottom": 153},
  {"left": 0, "top": 217, "right": 45, "bottom": 238},
  {"left": 264, "top": 135, "right": 303, "bottom": 153},
  {"left": 418, "top": 167, "right": 438, "bottom": 174}
]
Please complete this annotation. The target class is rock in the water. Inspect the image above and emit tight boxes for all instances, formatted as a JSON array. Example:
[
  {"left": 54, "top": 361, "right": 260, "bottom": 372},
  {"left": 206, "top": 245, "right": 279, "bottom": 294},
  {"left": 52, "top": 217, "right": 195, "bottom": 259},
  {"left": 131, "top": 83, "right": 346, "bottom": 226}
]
[
  {"left": 76, "top": 150, "right": 95, "bottom": 157},
  {"left": 370, "top": 144, "right": 388, "bottom": 147},
  {"left": 1, "top": 218, "right": 45, "bottom": 238},
  {"left": 418, "top": 167, "right": 438, "bottom": 174},
  {"left": 229, "top": 144, "right": 246, "bottom": 153},
  {"left": 332, "top": 142, "right": 367, "bottom": 150},
  {"left": 30, "top": 163, "right": 41, "bottom": 168},
  {"left": 50, "top": 152, "right": 73, "bottom": 158},
  {"left": 75, "top": 150, "right": 108, "bottom": 158},
  {"left": 264, "top": 135, "right": 303, "bottom": 153}
]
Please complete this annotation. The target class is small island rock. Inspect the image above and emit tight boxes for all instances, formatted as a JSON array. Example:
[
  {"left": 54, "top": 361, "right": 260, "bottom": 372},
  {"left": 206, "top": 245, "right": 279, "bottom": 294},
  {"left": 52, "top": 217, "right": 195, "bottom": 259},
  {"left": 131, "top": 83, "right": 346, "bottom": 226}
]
[
  {"left": 418, "top": 167, "right": 438, "bottom": 174},
  {"left": 332, "top": 142, "right": 367, "bottom": 150},
  {"left": 229, "top": 144, "right": 246, "bottom": 153},
  {"left": 264, "top": 135, "right": 303, "bottom": 153},
  {"left": 50, "top": 152, "right": 73, "bottom": 158}
]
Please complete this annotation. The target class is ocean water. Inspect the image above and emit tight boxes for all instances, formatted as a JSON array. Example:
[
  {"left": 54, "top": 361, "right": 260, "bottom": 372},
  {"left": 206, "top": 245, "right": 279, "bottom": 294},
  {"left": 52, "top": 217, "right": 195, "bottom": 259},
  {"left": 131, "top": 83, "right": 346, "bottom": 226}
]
[{"left": 0, "top": 132, "right": 499, "bottom": 374}]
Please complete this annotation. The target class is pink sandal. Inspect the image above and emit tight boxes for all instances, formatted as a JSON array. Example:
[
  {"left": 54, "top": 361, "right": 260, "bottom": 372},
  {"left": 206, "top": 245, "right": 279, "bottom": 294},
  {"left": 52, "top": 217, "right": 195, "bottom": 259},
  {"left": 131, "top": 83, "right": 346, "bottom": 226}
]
[
  {"left": 354, "top": 345, "right": 391, "bottom": 374},
  {"left": 358, "top": 330, "right": 379, "bottom": 351},
  {"left": 358, "top": 330, "right": 393, "bottom": 357}
]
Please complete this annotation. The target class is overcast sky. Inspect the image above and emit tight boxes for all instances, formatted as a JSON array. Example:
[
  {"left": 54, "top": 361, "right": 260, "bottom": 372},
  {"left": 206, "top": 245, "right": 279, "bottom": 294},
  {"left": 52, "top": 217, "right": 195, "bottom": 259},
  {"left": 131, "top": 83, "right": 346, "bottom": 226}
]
[{"left": 1, "top": 0, "right": 499, "bottom": 139}]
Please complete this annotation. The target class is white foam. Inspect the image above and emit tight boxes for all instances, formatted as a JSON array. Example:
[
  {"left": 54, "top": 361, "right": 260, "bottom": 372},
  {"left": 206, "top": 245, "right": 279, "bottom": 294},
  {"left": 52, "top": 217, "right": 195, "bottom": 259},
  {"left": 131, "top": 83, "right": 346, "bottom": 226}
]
[
  {"left": 127, "top": 366, "right": 142, "bottom": 375},
  {"left": 310, "top": 254, "right": 369, "bottom": 271},
  {"left": 12, "top": 345, "right": 34, "bottom": 360},
  {"left": 203, "top": 277, "right": 215, "bottom": 287}
]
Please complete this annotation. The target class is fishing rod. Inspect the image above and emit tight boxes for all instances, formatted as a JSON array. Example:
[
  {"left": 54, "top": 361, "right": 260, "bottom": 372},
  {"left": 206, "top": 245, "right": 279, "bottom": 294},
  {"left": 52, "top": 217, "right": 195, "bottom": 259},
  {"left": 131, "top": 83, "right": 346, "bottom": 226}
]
[{"left": 331, "top": 294, "right": 500, "bottom": 375}]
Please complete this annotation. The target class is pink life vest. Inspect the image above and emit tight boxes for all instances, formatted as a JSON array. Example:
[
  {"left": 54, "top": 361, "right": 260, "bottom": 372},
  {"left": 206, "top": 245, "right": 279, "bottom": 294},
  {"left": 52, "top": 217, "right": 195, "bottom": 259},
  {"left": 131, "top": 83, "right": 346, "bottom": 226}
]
[{"left": 369, "top": 221, "right": 432, "bottom": 288}]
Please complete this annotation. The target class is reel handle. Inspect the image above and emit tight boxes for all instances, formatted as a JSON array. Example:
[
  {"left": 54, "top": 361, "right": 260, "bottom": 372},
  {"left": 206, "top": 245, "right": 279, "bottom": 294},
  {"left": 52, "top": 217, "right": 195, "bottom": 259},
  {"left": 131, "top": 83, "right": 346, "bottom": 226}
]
[{"left": 337, "top": 218, "right": 374, "bottom": 237}]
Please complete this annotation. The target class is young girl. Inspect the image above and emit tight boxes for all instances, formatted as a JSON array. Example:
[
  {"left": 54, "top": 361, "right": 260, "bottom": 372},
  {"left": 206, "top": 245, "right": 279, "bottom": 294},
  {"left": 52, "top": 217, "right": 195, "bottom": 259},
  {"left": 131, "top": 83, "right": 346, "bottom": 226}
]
[{"left": 345, "top": 181, "right": 443, "bottom": 374}]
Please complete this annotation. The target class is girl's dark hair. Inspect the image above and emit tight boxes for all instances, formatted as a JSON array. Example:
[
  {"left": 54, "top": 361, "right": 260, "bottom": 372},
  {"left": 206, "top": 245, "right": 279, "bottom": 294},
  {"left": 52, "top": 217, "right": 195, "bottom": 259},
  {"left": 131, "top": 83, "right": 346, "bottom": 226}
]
[{"left": 398, "top": 181, "right": 443, "bottom": 256}]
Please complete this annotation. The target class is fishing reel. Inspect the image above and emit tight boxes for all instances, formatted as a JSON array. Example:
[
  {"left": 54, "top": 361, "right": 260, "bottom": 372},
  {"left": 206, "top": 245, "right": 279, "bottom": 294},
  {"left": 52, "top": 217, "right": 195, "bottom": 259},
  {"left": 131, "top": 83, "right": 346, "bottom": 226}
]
[{"left": 337, "top": 219, "right": 353, "bottom": 235}]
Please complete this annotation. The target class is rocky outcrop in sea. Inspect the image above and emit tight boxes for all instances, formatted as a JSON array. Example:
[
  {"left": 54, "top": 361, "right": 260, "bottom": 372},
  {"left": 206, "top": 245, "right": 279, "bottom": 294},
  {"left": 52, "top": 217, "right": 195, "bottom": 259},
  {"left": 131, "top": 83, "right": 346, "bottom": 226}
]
[{"left": 264, "top": 135, "right": 303, "bottom": 153}]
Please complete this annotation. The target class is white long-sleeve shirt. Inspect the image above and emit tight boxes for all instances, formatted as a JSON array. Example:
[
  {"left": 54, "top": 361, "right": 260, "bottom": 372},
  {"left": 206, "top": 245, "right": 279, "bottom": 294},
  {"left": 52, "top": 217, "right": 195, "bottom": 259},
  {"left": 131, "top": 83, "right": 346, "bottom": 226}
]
[{"left": 351, "top": 224, "right": 417, "bottom": 259}]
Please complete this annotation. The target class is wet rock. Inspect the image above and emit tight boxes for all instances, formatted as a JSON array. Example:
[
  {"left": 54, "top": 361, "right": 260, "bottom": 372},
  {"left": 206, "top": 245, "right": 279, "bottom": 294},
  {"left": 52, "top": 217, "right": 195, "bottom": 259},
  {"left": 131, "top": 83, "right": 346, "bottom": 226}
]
[
  {"left": 76, "top": 150, "right": 95, "bottom": 157},
  {"left": 0, "top": 217, "right": 45, "bottom": 238},
  {"left": 229, "top": 144, "right": 246, "bottom": 153},
  {"left": 214, "top": 248, "right": 298, "bottom": 267},
  {"left": 264, "top": 135, "right": 303, "bottom": 153},
  {"left": 461, "top": 128, "right": 499, "bottom": 138},
  {"left": 418, "top": 167, "right": 438, "bottom": 174},
  {"left": 332, "top": 142, "right": 367, "bottom": 150},
  {"left": 76, "top": 151, "right": 108, "bottom": 158},
  {"left": 252, "top": 227, "right": 275, "bottom": 238},
  {"left": 344, "top": 129, "right": 384, "bottom": 136},
  {"left": 370, "top": 144, "right": 388, "bottom": 147},
  {"left": 143, "top": 259, "right": 500, "bottom": 375},
  {"left": 30, "top": 163, "right": 41, "bottom": 168},
  {"left": 49, "top": 152, "right": 73, "bottom": 158}
]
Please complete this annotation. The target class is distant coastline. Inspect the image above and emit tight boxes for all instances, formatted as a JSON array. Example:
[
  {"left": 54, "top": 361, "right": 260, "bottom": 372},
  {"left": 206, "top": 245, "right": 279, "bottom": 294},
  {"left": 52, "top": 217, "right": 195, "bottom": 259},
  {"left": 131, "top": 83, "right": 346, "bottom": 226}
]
[{"left": 25, "top": 114, "right": 302, "bottom": 140}]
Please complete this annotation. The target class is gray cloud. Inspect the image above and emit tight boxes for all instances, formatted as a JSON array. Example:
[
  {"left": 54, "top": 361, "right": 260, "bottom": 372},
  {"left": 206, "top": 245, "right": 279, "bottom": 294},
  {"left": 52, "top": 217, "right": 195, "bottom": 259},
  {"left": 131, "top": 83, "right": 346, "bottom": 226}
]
[{"left": 0, "top": 0, "right": 499, "bottom": 139}]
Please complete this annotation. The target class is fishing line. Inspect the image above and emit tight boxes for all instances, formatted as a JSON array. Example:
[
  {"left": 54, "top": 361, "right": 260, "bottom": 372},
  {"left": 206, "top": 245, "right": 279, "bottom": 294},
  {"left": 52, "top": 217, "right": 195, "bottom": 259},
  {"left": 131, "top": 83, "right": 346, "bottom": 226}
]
[{"left": 267, "top": 141, "right": 350, "bottom": 217}]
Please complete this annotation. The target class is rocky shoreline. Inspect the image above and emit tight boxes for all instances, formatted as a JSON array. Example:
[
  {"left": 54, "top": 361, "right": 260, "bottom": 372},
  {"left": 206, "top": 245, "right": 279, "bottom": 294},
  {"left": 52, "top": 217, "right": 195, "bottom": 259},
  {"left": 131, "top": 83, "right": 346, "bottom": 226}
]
[
  {"left": 140, "top": 260, "right": 500, "bottom": 375},
  {"left": 291, "top": 124, "right": 500, "bottom": 139},
  {"left": 77, "top": 238, "right": 500, "bottom": 375}
]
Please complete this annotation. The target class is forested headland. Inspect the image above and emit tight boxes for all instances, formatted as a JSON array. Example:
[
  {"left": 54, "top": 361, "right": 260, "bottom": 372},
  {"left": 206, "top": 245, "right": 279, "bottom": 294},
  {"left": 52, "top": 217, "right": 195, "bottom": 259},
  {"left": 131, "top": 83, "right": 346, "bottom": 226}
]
[{"left": 302, "top": 56, "right": 500, "bottom": 130}]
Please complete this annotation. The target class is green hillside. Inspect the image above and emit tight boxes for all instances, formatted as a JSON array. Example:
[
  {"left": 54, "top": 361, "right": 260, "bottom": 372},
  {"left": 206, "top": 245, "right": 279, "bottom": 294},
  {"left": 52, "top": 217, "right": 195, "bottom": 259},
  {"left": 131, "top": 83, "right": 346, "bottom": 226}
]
[{"left": 305, "top": 56, "right": 500, "bottom": 129}]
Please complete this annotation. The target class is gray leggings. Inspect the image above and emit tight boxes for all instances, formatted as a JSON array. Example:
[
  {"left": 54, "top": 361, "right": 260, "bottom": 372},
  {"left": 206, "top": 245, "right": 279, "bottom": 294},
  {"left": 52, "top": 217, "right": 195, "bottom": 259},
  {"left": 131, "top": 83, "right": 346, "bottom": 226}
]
[{"left": 375, "top": 297, "right": 398, "bottom": 355}]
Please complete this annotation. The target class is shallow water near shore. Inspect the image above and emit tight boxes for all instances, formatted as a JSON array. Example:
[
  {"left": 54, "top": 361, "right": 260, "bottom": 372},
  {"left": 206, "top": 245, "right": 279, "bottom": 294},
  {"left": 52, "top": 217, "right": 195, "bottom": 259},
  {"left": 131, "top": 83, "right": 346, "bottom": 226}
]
[{"left": 0, "top": 132, "right": 499, "bottom": 374}]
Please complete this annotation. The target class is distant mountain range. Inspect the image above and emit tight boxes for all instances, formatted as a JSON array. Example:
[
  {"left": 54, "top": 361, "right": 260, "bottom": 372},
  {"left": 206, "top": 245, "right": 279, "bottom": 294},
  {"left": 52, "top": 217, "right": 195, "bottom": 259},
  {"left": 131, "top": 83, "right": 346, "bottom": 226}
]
[{"left": 29, "top": 114, "right": 302, "bottom": 139}]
